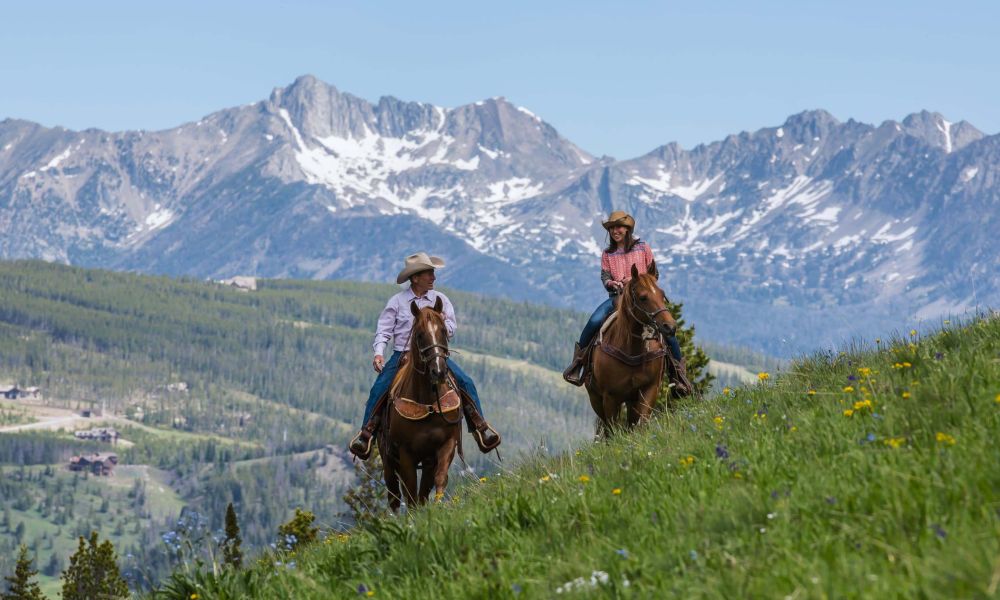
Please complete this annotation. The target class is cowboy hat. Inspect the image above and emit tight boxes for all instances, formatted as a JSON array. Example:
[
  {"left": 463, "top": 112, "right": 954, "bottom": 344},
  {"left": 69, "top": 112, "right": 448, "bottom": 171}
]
[
  {"left": 602, "top": 210, "right": 635, "bottom": 231},
  {"left": 396, "top": 252, "right": 446, "bottom": 284}
]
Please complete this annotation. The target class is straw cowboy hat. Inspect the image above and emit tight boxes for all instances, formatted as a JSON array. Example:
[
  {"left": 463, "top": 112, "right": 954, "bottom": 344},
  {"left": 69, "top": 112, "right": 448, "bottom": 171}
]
[
  {"left": 602, "top": 210, "right": 635, "bottom": 231},
  {"left": 396, "top": 252, "right": 446, "bottom": 284}
]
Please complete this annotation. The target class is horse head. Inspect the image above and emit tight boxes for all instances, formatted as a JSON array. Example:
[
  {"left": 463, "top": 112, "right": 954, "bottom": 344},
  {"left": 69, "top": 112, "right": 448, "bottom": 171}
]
[
  {"left": 409, "top": 297, "right": 450, "bottom": 385},
  {"left": 625, "top": 264, "right": 677, "bottom": 338}
]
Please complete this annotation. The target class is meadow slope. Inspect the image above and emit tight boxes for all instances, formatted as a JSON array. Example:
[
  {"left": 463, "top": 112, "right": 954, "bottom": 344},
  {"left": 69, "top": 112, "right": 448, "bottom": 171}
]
[{"left": 153, "top": 313, "right": 1000, "bottom": 598}]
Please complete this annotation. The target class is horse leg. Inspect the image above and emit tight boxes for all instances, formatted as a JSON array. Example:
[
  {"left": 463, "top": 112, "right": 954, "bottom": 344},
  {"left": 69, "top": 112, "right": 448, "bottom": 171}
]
[
  {"left": 383, "top": 457, "right": 402, "bottom": 513},
  {"left": 603, "top": 392, "right": 623, "bottom": 436},
  {"left": 417, "top": 459, "right": 435, "bottom": 505},
  {"left": 432, "top": 436, "right": 458, "bottom": 502},
  {"left": 587, "top": 387, "right": 607, "bottom": 438},
  {"left": 397, "top": 451, "right": 419, "bottom": 508}
]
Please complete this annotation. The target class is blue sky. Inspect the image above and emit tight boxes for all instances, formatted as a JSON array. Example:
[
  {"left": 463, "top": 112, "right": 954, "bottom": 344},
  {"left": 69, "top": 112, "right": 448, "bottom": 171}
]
[{"left": 2, "top": 0, "right": 996, "bottom": 158}]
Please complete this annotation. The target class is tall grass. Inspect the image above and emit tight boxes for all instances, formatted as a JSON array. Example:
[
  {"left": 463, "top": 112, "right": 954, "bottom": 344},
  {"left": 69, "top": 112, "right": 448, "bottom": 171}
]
[{"left": 152, "top": 314, "right": 1000, "bottom": 598}]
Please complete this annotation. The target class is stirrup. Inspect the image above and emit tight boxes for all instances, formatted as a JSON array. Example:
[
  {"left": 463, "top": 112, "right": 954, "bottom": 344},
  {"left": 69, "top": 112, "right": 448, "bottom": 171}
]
[
  {"left": 562, "top": 343, "right": 587, "bottom": 386},
  {"left": 349, "top": 430, "right": 374, "bottom": 460},
  {"left": 473, "top": 424, "right": 501, "bottom": 452}
]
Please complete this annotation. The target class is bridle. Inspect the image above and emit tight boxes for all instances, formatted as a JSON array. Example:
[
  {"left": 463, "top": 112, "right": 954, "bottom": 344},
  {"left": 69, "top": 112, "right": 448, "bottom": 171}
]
[
  {"left": 627, "top": 281, "right": 675, "bottom": 338},
  {"left": 408, "top": 312, "right": 463, "bottom": 424},
  {"left": 410, "top": 315, "right": 450, "bottom": 380}
]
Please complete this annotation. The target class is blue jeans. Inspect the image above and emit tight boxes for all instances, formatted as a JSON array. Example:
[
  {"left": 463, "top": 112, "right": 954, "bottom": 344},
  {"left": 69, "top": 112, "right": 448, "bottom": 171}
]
[
  {"left": 362, "top": 351, "right": 484, "bottom": 424},
  {"left": 578, "top": 298, "right": 615, "bottom": 347},
  {"left": 578, "top": 297, "right": 683, "bottom": 361}
]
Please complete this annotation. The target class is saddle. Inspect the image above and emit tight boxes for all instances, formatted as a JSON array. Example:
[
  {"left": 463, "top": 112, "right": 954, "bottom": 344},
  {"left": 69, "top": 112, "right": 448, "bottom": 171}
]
[
  {"left": 594, "top": 311, "right": 668, "bottom": 366},
  {"left": 389, "top": 352, "right": 463, "bottom": 421},
  {"left": 393, "top": 388, "right": 462, "bottom": 420}
]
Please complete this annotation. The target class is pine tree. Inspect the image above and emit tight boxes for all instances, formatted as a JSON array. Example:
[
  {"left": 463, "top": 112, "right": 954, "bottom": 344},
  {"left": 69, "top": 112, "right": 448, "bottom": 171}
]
[
  {"left": 342, "top": 455, "right": 388, "bottom": 524},
  {"left": 276, "top": 508, "right": 319, "bottom": 552},
  {"left": 2, "top": 545, "right": 44, "bottom": 600},
  {"left": 221, "top": 502, "right": 243, "bottom": 569},
  {"left": 659, "top": 298, "right": 715, "bottom": 405},
  {"left": 60, "top": 532, "right": 129, "bottom": 600}
]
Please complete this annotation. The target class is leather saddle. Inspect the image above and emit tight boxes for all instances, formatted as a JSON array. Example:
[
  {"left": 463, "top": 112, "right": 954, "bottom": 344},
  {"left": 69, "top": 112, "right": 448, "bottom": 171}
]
[{"left": 389, "top": 352, "right": 462, "bottom": 421}]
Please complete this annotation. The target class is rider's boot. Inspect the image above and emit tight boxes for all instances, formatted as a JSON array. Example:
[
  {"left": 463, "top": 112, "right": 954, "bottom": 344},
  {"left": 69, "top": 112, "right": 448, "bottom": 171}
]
[
  {"left": 562, "top": 342, "right": 588, "bottom": 386},
  {"left": 462, "top": 400, "right": 501, "bottom": 452},
  {"left": 349, "top": 412, "right": 381, "bottom": 460},
  {"left": 668, "top": 355, "right": 694, "bottom": 397}
]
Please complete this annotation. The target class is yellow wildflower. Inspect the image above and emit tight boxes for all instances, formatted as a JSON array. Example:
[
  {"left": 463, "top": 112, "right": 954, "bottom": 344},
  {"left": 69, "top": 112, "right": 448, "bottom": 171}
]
[
  {"left": 713, "top": 416, "right": 725, "bottom": 430},
  {"left": 902, "top": 362, "right": 912, "bottom": 368},
  {"left": 843, "top": 386, "right": 855, "bottom": 393},
  {"left": 732, "top": 471, "right": 743, "bottom": 479},
  {"left": 479, "top": 476, "right": 488, "bottom": 483},
  {"left": 901, "top": 391, "right": 911, "bottom": 399},
  {"left": 843, "top": 409, "right": 854, "bottom": 417},
  {"left": 994, "top": 393, "right": 1000, "bottom": 404},
  {"left": 578, "top": 475, "right": 590, "bottom": 483},
  {"left": 807, "top": 389, "right": 817, "bottom": 396},
  {"left": 612, "top": 488, "right": 622, "bottom": 495},
  {"left": 857, "top": 367, "right": 872, "bottom": 378},
  {"left": 722, "top": 387, "right": 731, "bottom": 395},
  {"left": 678, "top": 455, "right": 696, "bottom": 467},
  {"left": 943, "top": 319, "right": 950, "bottom": 325},
  {"left": 884, "top": 437, "right": 905, "bottom": 449},
  {"left": 910, "top": 329, "right": 917, "bottom": 337},
  {"left": 789, "top": 426, "right": 798, "bottom": 432},
  {"left": 435, "top": 491, "right": 445, "bottom": 502},
  {"left": 367, "top": 592, "right": 376, "bottom": 598},
  {"left": 758, "top": 372, "right": 770, "bottom": 382},
  {"left": 539, "top": 474, "right": 551, "bottom": 483},
  {"left": 853, "top": 399, "right": 872, "bottom": 411},
  {"left": 935, "top": 432, "right": 956, "bottom": 446},
  {"left": 190, "top": 595, "right": 199, "bottom": 600}
]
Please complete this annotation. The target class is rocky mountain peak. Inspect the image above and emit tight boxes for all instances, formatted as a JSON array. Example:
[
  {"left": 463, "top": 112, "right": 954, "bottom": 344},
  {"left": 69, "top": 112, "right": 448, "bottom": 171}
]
[
  {"left": 0, "top": 80, "right": 994, "bottom": 355},
  {"left": 899, "top": 110, "right": 984, "bottom": 153}
]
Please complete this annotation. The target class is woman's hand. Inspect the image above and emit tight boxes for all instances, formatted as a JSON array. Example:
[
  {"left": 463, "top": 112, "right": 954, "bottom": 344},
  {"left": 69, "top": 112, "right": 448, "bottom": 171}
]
[
  {"left": 606, "top": 280, "right": 624, "bottom": 292},
  {"left": 373, "top": 354, "right": 384, "bottom": 373}
]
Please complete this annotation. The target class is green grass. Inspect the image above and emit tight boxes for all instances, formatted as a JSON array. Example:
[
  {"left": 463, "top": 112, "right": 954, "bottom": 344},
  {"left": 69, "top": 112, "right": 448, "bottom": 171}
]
[{"left": 155, "top": 314, "right": 1000, "bottom": 598}]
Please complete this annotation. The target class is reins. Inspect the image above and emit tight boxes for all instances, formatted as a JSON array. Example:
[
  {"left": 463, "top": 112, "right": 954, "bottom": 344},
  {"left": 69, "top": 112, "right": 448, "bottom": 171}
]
[{"left": 402, "top": 310, "right": 464, "bottom": 426}]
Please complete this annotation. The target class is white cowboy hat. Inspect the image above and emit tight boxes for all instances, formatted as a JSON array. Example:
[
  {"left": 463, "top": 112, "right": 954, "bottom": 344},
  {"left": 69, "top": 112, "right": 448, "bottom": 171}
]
[{"left": 396, "top": 252, "right": 446, "bottom": 284}]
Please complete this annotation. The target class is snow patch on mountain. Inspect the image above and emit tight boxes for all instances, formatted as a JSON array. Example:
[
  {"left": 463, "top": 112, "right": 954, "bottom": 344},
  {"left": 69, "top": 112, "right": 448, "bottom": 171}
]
[
  {"left": 144, "top": 207, "right": 175, "bottom": 230},
  {"left": 630, "top": 171, "right": 723, "bottom": 201},
  {"left": 960, "top": 166, "right": 979, "bottom": 182},
  {"left": 42, "top": 146, "right": 75, "bottom": 171}
]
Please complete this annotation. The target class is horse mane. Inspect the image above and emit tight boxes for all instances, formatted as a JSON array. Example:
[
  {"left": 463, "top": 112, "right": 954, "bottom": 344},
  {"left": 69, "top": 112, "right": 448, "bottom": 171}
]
[
  {"left": 606, "top": 276, "right": 642, "bottom": 350},
  {"left": 395, "top": 306, "right": 446, "bottom": 392}
]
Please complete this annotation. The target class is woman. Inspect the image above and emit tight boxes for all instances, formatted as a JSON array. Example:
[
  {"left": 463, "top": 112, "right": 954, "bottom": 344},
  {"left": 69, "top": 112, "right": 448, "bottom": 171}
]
[{"left": 562, "top": 210, "right": 688, "bottom": 392}]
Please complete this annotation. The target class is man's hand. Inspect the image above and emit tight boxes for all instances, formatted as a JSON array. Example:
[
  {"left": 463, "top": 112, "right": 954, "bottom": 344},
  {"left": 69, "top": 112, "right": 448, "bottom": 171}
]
[
  {"left": 606, "top": 280, "right": 624, "bottom": 292},
  {"left": 373, "top": 354, "right": 385, "bottom": 373}
]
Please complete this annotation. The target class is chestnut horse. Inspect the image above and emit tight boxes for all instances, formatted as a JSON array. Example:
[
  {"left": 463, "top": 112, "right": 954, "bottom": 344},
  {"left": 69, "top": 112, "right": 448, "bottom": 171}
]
[
  {"left": 378, "top": 298, "right": 462, "bottom": 511},
  {"left": 586, "top": 264, "right": 678, "bottom": 436}
]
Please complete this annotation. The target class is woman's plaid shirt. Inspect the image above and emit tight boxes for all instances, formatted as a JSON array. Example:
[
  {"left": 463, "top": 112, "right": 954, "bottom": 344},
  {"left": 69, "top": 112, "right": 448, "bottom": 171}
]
[{"left": 600, "top": 239, "right": 657, "bottom": 295}]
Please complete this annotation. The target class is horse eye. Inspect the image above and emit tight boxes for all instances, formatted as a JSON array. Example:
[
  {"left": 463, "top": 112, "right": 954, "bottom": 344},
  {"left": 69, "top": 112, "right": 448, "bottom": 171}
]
[{"left": 639, "top": 294, "right": 648, "bottom": 302}]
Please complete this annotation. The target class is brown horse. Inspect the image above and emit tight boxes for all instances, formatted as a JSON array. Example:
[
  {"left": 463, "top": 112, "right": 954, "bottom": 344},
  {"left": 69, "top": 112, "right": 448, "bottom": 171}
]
[
  {"left": 378, "top": 297, "right": 463, "bottom": 511},
  {"left": 586, "top": 264, "right": 678, "bottom": 436}
]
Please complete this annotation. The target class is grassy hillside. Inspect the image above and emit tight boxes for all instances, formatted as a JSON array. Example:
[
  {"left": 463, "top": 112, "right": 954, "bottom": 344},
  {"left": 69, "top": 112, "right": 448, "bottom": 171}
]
[
  {"left": 0, "top": 260, "right": 760, "bottom": 593},
  {"left": 162, "top": 314, "right": 1000, "bottom": 598}
]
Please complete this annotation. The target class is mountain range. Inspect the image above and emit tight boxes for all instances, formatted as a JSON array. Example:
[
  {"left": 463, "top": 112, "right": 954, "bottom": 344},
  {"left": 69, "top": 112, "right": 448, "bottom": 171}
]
[{"left": 1, "top": 75, "right": 996, "bottom": 355}]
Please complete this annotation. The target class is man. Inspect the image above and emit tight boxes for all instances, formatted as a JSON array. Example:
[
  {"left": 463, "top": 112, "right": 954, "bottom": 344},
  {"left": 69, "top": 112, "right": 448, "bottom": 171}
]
[{"left": 349, "top": 252, "right": 501, "bottom": 459}]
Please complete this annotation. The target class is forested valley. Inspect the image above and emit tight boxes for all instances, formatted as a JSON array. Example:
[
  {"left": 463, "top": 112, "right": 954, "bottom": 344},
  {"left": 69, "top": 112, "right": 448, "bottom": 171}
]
[{"left": 0, "top": 260, "right": 767, "bottom": 593}]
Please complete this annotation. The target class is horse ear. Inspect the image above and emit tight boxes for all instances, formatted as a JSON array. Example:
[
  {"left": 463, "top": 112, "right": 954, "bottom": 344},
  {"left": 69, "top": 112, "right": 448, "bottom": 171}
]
[
  {"left": 433, "top": 296, "right": 443, "bottom": 313},
  {"left": 631, "top": 263, "right": 639, "bottom": 280},
  {"left": 410, "top": 300, "right": 420, "bottom": 318}
]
